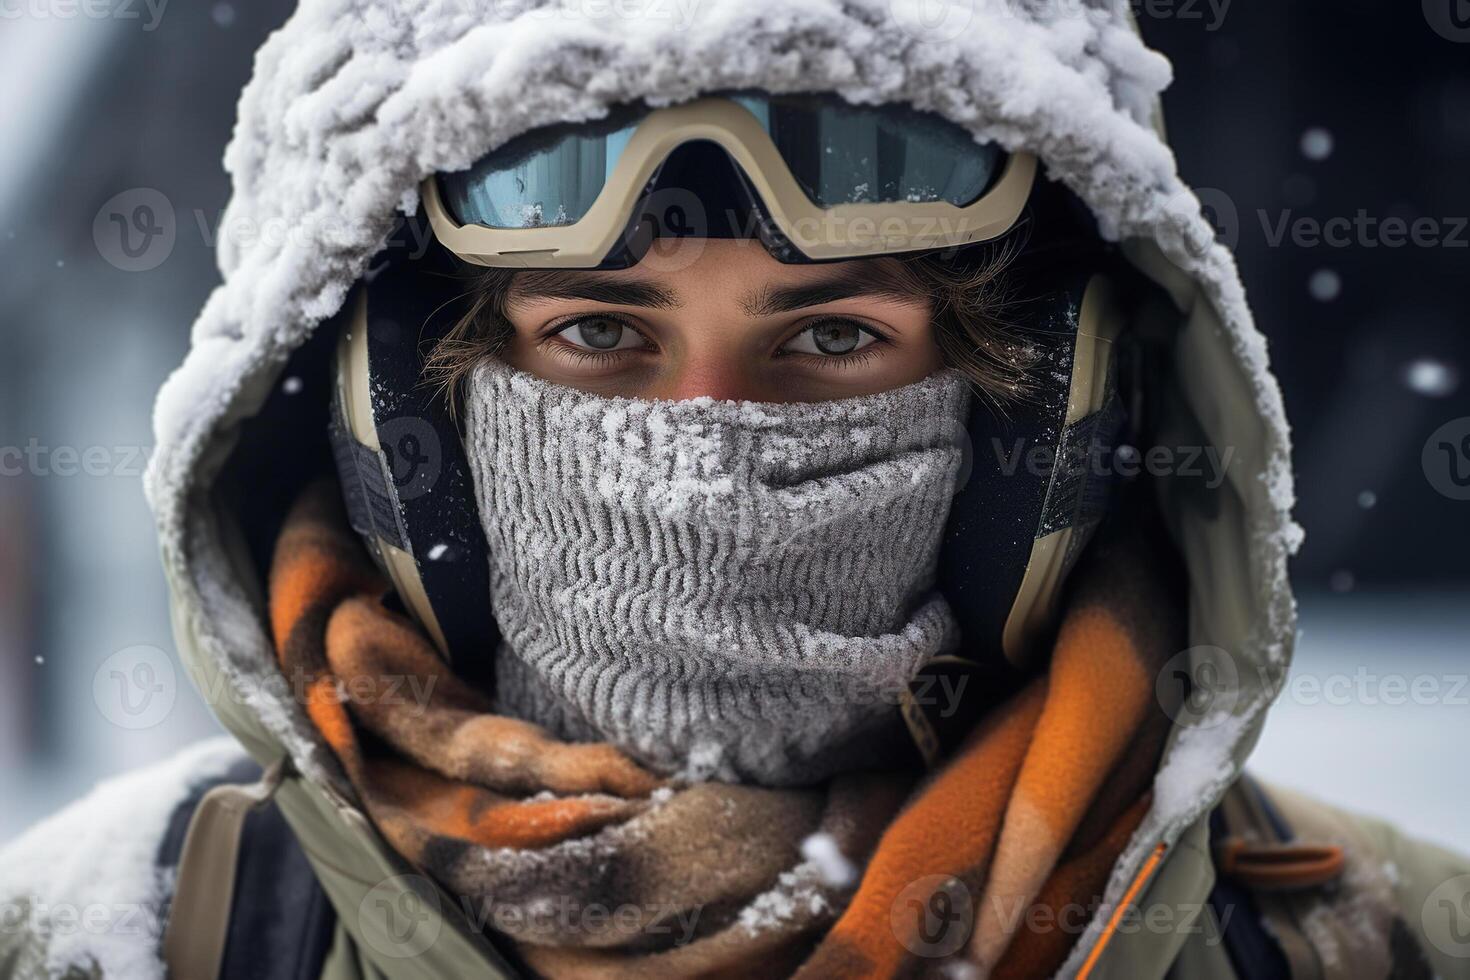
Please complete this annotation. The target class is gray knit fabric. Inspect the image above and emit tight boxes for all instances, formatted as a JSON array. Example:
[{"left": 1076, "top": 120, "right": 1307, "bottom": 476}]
[{"left": 461, "top": 358, "right": 973, "bottom": 785}]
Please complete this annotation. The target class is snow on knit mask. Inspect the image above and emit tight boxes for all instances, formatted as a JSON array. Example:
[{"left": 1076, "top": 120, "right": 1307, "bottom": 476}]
[{"left": 461, "top": 358, "right": 974, "bottom": 786}]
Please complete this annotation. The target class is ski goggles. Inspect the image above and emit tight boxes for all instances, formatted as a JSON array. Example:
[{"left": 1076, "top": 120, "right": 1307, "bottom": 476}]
[{"left": 424, "top": 93, "right": 1036, "bottom": 268}]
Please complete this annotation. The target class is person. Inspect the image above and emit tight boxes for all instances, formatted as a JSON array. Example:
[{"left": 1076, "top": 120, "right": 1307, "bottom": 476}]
[{"left": 2, "top": 2, "right": 1467, "bottom": 978}]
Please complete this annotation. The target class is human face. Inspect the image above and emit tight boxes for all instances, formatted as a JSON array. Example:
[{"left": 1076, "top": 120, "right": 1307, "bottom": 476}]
[{"left": 496, "top": 240, "right": 943, "bottom": 402}]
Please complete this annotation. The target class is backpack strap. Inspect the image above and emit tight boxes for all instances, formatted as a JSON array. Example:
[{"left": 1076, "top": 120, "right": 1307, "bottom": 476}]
[
  {"left": 1210, "top": 774, "right": 1433, "bottom": 980},
  {"left": 159, "top": 756, "right": 337, "bottom": 980}
]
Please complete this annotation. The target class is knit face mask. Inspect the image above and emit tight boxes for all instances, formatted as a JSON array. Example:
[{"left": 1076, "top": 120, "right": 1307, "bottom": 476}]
[{"left": 461, "top": 358, "right": 973, "bottom": 785}]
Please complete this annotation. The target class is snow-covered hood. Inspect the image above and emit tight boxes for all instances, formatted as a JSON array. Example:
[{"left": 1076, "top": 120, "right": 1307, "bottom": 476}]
[{"left": 144, "top": 0, "right": 1300, "bottom": 974}]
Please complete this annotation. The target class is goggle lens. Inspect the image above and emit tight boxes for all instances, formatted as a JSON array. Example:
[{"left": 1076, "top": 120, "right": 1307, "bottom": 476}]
[
  {"left": 730, "top": 94, "right": 1004, "bottom": 208},
  {"left": 441, "top": 105, "right": 646, "bottom": 229},
  {"left": 438, "top": 94, "right": 1007, "bottom": 231}
]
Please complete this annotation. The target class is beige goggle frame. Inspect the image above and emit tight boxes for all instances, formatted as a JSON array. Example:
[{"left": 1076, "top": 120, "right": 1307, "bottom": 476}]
[{"left": 424, "top": 97, "right": 1037, "bottom": 268}]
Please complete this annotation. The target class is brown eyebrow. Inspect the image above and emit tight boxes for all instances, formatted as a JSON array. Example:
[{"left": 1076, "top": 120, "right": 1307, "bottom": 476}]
[
  {"left": 505, "top": 270, "right": 681, "bottom": 310},
  {"left": 740, "top": 263, "right": 931, "bottom": 317}
]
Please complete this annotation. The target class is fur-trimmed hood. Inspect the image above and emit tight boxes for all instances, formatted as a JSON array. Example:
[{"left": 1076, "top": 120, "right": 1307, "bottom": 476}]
[{"left": 7, "top": 1, "right": 1306, "bottom": 977}]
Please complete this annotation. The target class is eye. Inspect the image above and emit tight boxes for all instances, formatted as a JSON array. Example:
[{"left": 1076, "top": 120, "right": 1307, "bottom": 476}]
[
  {"left": 553, "top": 315, "right": 649, "bottom": 352},
  {"left": 781, "top": 319, "right": 881, "bottom": 357}
]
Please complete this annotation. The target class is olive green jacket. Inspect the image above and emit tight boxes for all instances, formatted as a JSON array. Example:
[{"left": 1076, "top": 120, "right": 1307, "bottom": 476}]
[{"left": 3, "top": 0, "right": 1466, "bottom": 977}]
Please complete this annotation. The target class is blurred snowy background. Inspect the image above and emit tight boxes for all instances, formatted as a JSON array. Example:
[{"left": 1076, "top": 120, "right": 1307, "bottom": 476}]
[{"left": 1, "top": 1, "right": 1466, "bottom": 850}]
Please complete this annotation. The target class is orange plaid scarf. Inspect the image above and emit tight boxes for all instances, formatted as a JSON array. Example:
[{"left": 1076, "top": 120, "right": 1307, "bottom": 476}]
[{"left": 271, "top": 479, "right": 1180, "bottom": 977}]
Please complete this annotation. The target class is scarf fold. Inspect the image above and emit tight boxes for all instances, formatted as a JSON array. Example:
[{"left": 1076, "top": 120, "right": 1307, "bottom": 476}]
[{"left": 270, "top": 480, "right": 1180, "bottom": 978}]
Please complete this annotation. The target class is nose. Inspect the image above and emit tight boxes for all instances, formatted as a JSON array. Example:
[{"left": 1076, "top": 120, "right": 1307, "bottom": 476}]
[{"left": 660, "top": 360, "right": 765, "bottom": 402}]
